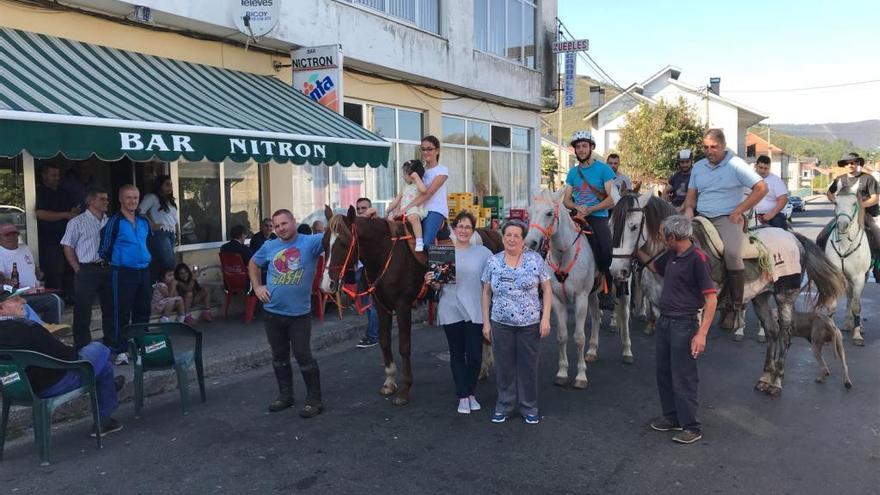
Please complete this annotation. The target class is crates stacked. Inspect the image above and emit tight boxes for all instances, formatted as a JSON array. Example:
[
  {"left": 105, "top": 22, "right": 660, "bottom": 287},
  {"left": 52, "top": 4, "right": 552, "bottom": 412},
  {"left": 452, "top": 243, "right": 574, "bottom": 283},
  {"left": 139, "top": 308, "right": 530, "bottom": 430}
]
[
  {"left": 482, "top": 196, "right": 504, "bottom": 219},
  {"left": 447, "top": 192, "right": 475, "bottom": 220}
]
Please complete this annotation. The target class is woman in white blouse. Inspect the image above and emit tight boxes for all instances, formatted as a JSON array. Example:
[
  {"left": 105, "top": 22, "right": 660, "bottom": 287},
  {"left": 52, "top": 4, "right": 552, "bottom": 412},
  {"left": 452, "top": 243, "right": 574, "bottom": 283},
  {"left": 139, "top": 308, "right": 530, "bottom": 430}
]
[
  {"left": 425, "top": 211, "right": 492, "bottom": 414},
  {"left": 139, "top": 175, "right": 180, "bottom": 279}
]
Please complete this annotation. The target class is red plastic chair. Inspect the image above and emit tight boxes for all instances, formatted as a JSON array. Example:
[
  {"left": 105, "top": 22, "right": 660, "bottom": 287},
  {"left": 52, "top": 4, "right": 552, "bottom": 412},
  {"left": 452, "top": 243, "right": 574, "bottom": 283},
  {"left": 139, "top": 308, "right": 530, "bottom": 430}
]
[
  {"left": 311, "top": 255, "right": 348, "bottom": 322},
  {"left": 219, "top": 252, "right": 259, "bottom": 324}
]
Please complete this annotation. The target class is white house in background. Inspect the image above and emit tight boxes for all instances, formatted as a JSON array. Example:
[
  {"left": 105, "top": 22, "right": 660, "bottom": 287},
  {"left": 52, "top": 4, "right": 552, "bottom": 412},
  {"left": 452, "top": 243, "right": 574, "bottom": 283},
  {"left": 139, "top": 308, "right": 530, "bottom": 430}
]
[{"left": 583, "top": 66, "right": 768, "bottom": 157}]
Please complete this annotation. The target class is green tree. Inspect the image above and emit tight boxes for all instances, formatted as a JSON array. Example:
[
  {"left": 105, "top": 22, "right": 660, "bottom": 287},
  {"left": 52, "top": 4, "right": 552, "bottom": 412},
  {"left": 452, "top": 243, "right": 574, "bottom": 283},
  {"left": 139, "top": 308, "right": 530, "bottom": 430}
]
[
  {"left": 541, "top": 145, "right": 560, "bottom": 191},
  {"left": 616, "top": 97, "right": 705, "bottom": 180},
  {"left": 812, "top": 174, "right": 830, "bottom": 193}
]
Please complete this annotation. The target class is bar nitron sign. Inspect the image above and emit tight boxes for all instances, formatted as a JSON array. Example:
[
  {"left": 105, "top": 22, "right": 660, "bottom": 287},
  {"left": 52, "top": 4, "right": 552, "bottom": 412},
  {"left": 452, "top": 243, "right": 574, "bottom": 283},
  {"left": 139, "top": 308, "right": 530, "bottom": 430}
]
[{"left": 119, "top": 132, "right": 328, "bottom": 159}]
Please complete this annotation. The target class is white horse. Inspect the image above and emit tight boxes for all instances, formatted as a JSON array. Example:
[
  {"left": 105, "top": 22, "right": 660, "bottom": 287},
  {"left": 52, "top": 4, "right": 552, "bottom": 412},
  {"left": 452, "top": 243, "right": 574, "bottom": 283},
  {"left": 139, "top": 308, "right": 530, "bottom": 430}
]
[
  {"left": 525, "top": 189, "right": 601, "bottom": 388},
  {"left": 609, "top": 192, "right": 671, "bottom": 342},
  {"left": 825, "top": 182, "right": 871, "bottom": 346}
]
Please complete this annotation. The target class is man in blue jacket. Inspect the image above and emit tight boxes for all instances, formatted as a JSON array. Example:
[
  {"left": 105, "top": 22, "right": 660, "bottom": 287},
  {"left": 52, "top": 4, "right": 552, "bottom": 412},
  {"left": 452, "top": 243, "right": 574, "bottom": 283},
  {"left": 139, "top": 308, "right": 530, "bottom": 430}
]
[{"left": 98, "top": 184, "right": 152, "bottom": 365}]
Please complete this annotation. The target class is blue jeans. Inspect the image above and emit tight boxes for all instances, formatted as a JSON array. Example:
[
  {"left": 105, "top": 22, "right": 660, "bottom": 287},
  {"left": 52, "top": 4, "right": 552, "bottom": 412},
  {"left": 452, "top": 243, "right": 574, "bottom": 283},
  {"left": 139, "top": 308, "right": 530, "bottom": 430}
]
[
  {"left": 150, "top": 230, "right": 176, "bottom": 272},
  {"left": 655, "top": 314, "right": 701, "bottom": 432},
  {"left": 38, "top": 342, "right": 119, "bottom": 420},
  {"left": 355, "top": 267, "right": 379, "bottom": 340},
  {"left": 443, "top": 320, "right": 483, "bottom": 398},
  {"left": 422, "top": 211, "right": 447, "bottom": 247},
  {"left": 111, "top": 267, "right": 151, "bottom": 353},
  {"left": 764, "top": 213, "right": 789, "bottom": 229}
]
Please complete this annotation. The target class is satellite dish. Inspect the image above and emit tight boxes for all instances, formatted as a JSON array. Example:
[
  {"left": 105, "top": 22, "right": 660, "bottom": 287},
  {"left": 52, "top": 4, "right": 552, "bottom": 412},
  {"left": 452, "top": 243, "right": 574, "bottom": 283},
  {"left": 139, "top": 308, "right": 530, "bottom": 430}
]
[{"left": 232, "top": 0, "right": 281, "bottom": 38}]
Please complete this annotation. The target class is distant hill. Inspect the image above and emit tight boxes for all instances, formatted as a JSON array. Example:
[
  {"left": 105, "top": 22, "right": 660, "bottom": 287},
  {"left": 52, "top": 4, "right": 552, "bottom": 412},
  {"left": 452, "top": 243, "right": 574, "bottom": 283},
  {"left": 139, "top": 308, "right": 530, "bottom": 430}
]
[
  {"left": 770, "top": 120, "right": 880, "bottom": 150},
  {"left": 541, "top": 75, "right": 619, "bottom": 144}
]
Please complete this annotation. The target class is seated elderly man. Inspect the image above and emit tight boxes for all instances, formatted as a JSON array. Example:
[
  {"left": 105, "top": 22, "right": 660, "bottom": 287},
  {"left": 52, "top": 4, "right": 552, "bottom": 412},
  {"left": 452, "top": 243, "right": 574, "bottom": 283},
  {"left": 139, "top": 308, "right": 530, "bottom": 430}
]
[
  {"left": 0, "top": 223, "right": 63, "bottom": 323},
  {"left": 0, "top": 285, "right": 123, "bottom": 436}
]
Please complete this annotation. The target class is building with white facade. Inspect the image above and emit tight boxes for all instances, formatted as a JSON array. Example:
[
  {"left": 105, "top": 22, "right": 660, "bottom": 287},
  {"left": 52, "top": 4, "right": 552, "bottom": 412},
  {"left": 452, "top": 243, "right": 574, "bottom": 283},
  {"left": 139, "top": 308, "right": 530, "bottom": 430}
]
[
  {"left": 0, "top": 0, "right": 557, "bottom": 268},
  {"left": 583, "top": 66, "right": 768, "bottom": 157}
]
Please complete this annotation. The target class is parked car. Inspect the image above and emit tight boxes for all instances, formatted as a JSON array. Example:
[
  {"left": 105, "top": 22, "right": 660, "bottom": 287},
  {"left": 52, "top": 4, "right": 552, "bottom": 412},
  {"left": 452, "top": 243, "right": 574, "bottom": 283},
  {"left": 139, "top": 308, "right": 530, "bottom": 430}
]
[{"left": 788, "top": 196, "right": 805, "bottom": 212}]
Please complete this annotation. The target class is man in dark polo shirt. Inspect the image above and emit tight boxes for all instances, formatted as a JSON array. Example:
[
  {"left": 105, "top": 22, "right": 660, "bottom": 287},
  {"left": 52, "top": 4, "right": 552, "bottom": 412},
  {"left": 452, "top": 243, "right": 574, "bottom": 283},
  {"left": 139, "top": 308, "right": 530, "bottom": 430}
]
[
  {"left": 35, "top": 163, "right": 80, "bottom": 296},
  {"left": 639, "top": 214, "right": 717, "bottom": 444}
]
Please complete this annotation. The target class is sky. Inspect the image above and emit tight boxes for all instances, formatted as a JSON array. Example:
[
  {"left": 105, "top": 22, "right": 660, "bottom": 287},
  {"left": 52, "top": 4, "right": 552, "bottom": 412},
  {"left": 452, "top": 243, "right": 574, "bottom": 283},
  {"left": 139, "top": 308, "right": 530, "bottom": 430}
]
[{"left": 557, "top": 0, "right": 880, "bottom": 124}]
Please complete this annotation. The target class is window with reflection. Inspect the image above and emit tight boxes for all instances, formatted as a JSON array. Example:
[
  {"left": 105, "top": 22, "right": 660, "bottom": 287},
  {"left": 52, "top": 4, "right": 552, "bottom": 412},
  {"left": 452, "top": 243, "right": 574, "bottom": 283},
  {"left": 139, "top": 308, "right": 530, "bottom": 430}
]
[
  {"left": 178, "top": 161, "right": 222, "bottom": 245},
  {"left": 224, "top": 160, "right": 261, "bottom": 235}
]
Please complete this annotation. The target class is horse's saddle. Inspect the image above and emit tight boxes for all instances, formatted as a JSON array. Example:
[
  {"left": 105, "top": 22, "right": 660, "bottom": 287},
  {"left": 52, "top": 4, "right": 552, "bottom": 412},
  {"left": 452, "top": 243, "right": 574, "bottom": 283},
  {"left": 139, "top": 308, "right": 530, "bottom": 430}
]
[
  {"left": 692, "top": 217, "right": 761, "bottom": 260},
  {"left": 388, "top": 219, "right": 452, "bottom": 266}
]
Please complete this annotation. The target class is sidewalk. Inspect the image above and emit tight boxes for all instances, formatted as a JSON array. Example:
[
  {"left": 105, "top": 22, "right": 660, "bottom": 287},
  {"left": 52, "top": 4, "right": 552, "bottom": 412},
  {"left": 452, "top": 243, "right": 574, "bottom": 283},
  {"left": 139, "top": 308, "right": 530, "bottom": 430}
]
[{"left": 4, "top": 304, "right": 426, "bottom": 439}]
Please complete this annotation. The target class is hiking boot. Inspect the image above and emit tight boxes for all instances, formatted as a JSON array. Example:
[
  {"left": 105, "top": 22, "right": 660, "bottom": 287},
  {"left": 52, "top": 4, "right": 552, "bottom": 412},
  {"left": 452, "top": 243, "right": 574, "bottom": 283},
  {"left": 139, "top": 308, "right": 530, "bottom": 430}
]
[
  {"left": 90, "top": 417, "right": 123, "bottom": 438},
  {"left": 269, "top": 362, "right": 294, "bottom": 412},
  {"left": 672, "top": 429, "right": 702, "bottom": 444},
  {"left": 299, "top": 402, "right": 324, "bottom": 418},
  {"left": 650, "top": 417, "right": 683, "bottom": 432},
  {"left": 356, "top": 337, "right": 378, "bottom": 348}
]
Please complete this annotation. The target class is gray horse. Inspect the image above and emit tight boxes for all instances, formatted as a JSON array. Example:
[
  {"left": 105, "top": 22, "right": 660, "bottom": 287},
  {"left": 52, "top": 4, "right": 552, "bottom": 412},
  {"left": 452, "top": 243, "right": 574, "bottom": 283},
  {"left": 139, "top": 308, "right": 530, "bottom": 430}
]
[{"left": 610, "top": 191, "right": 846, "bottom": 396}]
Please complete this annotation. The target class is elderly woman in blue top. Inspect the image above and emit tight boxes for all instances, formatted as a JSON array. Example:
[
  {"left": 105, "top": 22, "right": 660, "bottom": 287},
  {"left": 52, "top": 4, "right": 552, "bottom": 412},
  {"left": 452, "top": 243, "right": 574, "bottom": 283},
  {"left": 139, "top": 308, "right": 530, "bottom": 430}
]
[
  {"left": 682, "top": 128, "right": 767, "bottom": 330},
  {"left": 481, "top": 219, "right": 551, "bottom": 425},
  {"left": 425, "top": 211, "right": 493, "bottom": 415}
]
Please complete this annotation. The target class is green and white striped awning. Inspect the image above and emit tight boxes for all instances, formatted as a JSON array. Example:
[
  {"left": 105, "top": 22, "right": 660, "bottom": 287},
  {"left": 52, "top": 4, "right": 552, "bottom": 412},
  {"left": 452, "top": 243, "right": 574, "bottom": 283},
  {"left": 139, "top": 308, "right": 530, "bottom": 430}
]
[{"left": 0, "top": 28, "right": 390, "bottom": 167}]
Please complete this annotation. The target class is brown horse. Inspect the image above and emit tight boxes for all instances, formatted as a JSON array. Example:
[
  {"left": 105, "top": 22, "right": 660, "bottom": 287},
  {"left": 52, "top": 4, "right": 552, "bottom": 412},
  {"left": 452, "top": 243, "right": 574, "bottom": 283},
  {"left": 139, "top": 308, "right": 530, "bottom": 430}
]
[{"left": 320, "top": 206, "right": 501, "bottom": 405}]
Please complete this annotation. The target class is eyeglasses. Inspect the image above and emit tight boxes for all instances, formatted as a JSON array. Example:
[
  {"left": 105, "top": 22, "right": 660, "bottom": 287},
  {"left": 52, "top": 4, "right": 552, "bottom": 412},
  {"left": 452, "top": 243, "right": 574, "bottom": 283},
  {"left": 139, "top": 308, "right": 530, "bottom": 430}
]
[
  {"left": 455, "top": 224, "right": 474, "bottom": 230},
  {"left": 420, "top": 147, "right": 436, "bottom": 152}
]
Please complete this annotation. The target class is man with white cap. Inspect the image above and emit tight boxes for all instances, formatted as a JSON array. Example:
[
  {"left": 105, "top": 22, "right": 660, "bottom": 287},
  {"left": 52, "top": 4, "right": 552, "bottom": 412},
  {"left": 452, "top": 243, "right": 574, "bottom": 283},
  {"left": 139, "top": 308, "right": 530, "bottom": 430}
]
[
  {"left": 665, "top": 149, "right": 694, "bottom": 209},
  {"left": 0, "top": 223, "right": 63, "bottom": 324},
  {"left": 818, "top": 152, "right": 880, "bottom": 281},
  {"left": 562, "top": 130, "right": 617, "bottom": 308}
]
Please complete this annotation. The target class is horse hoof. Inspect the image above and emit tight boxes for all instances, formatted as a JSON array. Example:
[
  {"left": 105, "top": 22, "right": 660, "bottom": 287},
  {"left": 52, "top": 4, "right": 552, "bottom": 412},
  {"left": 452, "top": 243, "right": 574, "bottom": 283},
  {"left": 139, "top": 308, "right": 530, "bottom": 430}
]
[
  {"left": 572, "top": 379, "right": 588, "bottom": 389},
  {"left": 392, "top": 396, "right": 409, "bottom": 406},
  {"left": 553, "top": 376, "right": 569, "bottom": 387},
  {"left": 622, "top": 355, "right": 634, "bottom": 364},
  {"left": 757, "top": 335, "right": 767, "bottom": 343},
  {"left": 853, "top": 338, "right": 865, "bottom": 347},
  {"left": 733, "top": 334, "right": 744, "bottom": 342},
  {"left": 584, "top": 353, "right": 597, "bottom": 363},
  {"left": 766, "top": 386, "right": 782, "bottom": 397},
  {"left": 754, "top": 381, "right": 769, "bottom": 392},
  {"left": 478, "top": 372, "right": 489, "bottom": 381},
  {"left": 380, "top": 384, "right": 397, "bottom": 397},
  {"left": 815, "top": 376, "right": 827, "bottom": 384},
  {"left": 845, "top": 381, "right": 853, "bottom": 390}
]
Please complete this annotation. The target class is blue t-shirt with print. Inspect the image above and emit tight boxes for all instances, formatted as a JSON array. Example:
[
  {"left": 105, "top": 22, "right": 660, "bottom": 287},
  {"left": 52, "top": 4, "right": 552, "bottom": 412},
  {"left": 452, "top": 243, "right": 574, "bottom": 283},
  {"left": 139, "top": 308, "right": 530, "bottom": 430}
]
[
  {"left": 251, "top": 234, "right": 323, "bottom": 317},
  {"left": 565, "top": 161, "right": 616, "bottom": 217}
]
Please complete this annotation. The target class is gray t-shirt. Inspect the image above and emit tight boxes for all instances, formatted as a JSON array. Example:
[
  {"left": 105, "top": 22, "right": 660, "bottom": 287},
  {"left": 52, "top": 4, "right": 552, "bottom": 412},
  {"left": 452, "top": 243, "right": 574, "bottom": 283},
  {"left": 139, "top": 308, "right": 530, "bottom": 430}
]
[{"left": 437, "top": 244, "right": 493, "bottom": 325}]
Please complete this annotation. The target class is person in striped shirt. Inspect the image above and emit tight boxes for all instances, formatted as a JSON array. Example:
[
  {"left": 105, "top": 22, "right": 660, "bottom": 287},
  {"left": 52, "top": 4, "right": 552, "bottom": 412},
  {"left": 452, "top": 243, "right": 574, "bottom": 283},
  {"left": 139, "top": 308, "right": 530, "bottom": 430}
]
[{"left": 61, "top": 187, "right": 112, "bottom": 350}]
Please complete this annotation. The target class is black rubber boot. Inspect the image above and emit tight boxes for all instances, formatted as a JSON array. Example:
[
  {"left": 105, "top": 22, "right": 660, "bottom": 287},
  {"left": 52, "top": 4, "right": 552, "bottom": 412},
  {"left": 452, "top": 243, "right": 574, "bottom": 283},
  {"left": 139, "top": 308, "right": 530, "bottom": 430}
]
[
  {"left": 720, "top": 270, "right": 745, "bottom": 330},
  {"left": 268, "top": 361, "right": 294, "bottom": 413},
  {"left": 299, "top": 366, "right": 324, "bottom": 419}
]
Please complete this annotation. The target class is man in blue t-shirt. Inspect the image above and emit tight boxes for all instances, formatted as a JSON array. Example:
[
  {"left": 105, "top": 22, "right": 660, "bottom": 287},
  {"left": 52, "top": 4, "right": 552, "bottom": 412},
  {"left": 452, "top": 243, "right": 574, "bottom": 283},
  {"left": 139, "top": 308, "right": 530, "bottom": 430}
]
[
  {"left": 249, "top": 209, "right": 324, "bottom": 418},
  {"left": 562, "top": 130, "right": 617, "bottom": 308}
]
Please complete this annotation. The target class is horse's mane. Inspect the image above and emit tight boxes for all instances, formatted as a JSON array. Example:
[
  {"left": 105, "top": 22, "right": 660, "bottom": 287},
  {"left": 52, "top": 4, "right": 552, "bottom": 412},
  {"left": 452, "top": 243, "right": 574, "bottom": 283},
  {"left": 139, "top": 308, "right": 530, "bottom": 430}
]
[
  {"left": 328, "top": 214, "right": 352, "bottom": 243},
  {"left": 611, "top": 194, "right": 638, "bottom": 247},
  {"left": 644, "top": 196, "right": 677, "bottom": 246}
]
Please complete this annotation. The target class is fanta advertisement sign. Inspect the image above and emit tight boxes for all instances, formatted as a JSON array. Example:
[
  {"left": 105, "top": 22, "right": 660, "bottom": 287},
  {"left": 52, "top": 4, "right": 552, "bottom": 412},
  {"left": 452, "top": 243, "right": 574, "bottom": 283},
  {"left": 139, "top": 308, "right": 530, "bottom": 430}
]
[{"left": 291, "top": 45, "right": 343, "bottom": 113}]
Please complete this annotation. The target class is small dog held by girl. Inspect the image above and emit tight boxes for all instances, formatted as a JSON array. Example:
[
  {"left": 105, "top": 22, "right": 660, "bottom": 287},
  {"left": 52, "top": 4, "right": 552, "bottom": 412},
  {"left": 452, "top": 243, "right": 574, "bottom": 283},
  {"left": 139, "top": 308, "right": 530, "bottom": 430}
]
[{"left": 386, "top": 159, "right": 428, "bottom": 251}]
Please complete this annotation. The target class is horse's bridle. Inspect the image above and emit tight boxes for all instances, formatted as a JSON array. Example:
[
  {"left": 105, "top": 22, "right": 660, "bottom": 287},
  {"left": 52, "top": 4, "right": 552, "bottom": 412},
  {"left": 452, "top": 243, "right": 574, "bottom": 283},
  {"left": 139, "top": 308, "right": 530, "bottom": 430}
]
[
  {"left": 529, "top": 202, "right": 589, "bottom": 300},
  {"left": 831, "top": 199, "right": 865, "bottom": 260},
  {"left": 325, "top": 221, "right": 413, "bottom": 301}
]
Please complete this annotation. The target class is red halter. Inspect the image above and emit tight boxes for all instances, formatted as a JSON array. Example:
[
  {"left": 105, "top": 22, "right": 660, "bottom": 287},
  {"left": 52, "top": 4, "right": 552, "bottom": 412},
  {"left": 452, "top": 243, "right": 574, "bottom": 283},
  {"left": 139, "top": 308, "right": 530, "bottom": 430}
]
[{"left": 529, "top": 203, "right": 589, "bottom": 301}]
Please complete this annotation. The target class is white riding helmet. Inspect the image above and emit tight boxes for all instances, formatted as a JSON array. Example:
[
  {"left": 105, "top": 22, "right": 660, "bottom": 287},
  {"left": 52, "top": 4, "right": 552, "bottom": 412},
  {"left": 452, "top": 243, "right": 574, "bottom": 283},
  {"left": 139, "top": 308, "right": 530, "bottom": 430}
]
[{"left": 570, "top": 130, "right": 595, "bottom": 147}]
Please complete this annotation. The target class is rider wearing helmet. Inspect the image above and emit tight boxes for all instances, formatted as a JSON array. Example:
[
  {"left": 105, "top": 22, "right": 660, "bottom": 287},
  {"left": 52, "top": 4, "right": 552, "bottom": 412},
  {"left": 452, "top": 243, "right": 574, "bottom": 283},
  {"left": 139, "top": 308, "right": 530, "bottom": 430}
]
[
  {"left": 683, "top": 129, "right": 767, "bottom": 330},
  {"left": 562, "top": 130, "right": 617, "bottom": 307},
  {"left": 818, "top": 152, "right": 880, "bottom": 282},
  {"left": 665, "top": 149, "right": 694, "bottom": 209}
]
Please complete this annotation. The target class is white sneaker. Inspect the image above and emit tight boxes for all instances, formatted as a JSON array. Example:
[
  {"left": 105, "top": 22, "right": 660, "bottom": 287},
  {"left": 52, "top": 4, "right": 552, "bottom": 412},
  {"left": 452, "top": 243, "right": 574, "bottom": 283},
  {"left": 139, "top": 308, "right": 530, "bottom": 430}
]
[
  {"left": 159, "top": 316, "right": 172, "bottom": 323},
  {"left": 415, "top": 240, "right": 424, "bottom": 252},
  {"left": 457, "top": 398, "right": 471, "bottom": 414},
  {"left": 468, "top": 395, "right": 481, "bottom": 411},
  {"left": 114, "top": 352, "right": 129, "bottom": 366}
]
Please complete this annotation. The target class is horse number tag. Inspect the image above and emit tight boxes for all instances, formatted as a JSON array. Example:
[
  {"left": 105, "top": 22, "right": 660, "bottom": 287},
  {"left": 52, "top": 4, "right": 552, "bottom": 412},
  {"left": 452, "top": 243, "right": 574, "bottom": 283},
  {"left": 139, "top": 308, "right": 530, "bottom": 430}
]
[
  {"left": 145, "top": 341, "right": 168, "bottom": 354},
  {"left": 1, "top": 372, "right": 21, "bottom": 386}
]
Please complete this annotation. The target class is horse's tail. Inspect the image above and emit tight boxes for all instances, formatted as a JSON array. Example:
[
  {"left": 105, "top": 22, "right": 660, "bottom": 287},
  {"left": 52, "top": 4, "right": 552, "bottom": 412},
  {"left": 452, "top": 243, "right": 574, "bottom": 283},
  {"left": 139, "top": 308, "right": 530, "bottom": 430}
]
[{"left": 793, "top": 232, "right": 845, "bottom": 310}]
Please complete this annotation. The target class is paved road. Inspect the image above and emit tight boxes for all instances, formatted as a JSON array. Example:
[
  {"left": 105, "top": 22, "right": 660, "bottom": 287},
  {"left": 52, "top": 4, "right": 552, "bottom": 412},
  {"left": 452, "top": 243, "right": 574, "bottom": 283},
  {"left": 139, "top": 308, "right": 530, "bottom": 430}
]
[{"left": 2, "top": 200, "right": 878, "bottom": 494}]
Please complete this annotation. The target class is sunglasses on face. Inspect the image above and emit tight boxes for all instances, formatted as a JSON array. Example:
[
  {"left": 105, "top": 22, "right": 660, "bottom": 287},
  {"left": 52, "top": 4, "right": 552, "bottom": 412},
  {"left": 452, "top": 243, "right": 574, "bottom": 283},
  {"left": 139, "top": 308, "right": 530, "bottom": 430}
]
[{"left": 420, "top": 147, "right": 436, "bottom": 152}]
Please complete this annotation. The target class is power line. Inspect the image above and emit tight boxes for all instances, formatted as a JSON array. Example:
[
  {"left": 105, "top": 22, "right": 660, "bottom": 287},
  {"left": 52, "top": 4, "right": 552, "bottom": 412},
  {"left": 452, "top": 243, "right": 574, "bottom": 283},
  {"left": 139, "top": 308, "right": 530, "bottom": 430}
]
[{"left": 725, "top": 79, "right": 880, "bottom": 94}]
